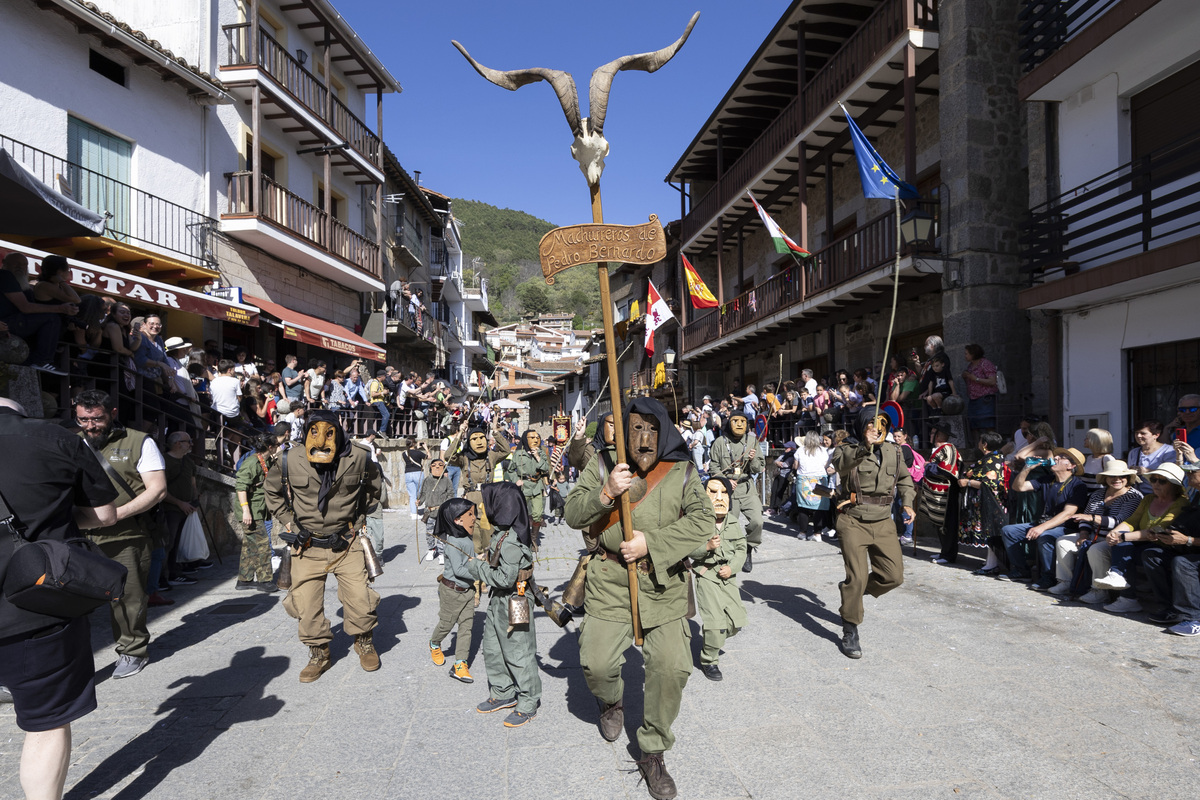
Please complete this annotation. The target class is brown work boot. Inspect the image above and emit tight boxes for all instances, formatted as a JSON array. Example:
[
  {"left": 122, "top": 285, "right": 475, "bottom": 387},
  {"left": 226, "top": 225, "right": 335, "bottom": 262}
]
[
  {"left": 354, "top": 633, "right": 381, "bottom": 672},
  {"left": 635, "top": 751, "right": 677, "bottom": 800},
  {"left": 597, "top": 699, "right": 623, "bottom": 742},
  {"left": 299, "top": 644, "right": 332, "bottom": 683}
]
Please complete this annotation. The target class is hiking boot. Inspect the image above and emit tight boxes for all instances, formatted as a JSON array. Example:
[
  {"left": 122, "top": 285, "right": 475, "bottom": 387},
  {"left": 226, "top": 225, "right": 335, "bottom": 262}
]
[
  {"left": 741, "top": 547, "right": 754, "bottom": 573},
  {"left": 255, "top": 581, "right": 279, "bottom": 593},
  {"left": 299, "top": 644, "right": 332, "bottom": 683},
  {"left": 354, "top": 634, "right": 380, "bottom": 671},
  {"left": 840, "top": 622, "right": 862, "bottom": 659},
  {"left": 476, "top": 696, "right": 517, "bottom": 714},
  {"left": 598, "top": 699, "right": 624, "bottom": 742},
  {"left": 449, "top": 661, "right": 473, "bottom": 683},
  {"left": 635, "top": 751, "right": 677, "bottom": 800},
  {"left": 235, "top": 579, "right": 255, "bottom": 590},
  {"left": 700, "top": 663, "right": 723, "bottom": 681},
  {"left": 430, "top": 644, "right": 446, "bottom": 666}
]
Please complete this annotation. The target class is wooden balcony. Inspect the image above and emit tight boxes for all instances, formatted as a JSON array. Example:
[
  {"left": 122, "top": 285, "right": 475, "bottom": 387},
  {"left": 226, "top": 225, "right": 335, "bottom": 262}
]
[
  {"left": 225, "top": 171, "right": 380, "bottom": 280},
  {"left": 222, "top": 24, "right": 381, "bottom": 171},
  {"left": 682, "top": 200, "right": 937, "bottom": 354},
  {"left": 681, "top": 0, "right": 937, "bottom": 244}
]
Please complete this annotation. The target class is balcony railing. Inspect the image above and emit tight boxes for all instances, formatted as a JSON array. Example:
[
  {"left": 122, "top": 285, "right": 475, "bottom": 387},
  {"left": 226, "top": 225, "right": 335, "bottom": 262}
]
[
  {"left": 682, "top": 0, "right": 937, "bottom": 244},
  {"left": 222, "top": 23, "right": 381, "bottom": 169},
  {"left": 1021, "top": 129, "right": 1200, "bottom": 279},
  {"left": 225, "top": 171, "right": 380, "bottom": 278},
  {"left": 1, "top": 134, "right": 216, "bottom": 266},
  {"left": 1017, "top": 0, "right": 1120, "bottom": 73},
  {"left": 429, "top": 238, "right": 449, "bottom": 274},
  {"left": 683, "top": 200, "right": 937, "bottom": 352}
]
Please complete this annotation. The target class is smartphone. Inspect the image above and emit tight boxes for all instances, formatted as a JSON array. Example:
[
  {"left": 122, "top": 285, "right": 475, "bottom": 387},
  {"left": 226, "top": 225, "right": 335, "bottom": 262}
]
[{"left": 1176, "top": 428, "right": 1188, "bottom": 442}]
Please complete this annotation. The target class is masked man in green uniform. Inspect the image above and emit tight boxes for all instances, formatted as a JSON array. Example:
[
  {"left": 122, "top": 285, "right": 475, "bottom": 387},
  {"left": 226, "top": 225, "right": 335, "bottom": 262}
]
[
  {"left": 565, "top": 397, "right": 713, "bottom": 800},
  {"left": 450, "top": 421, "right": 510, "bottom": 554},
  {"left": 688, "top": 476, "right": 747, "bottom": 681},
  {"left": 707, "top": 409, "right": 764, "bottom": 572},
  {"left": 510, "top": 429, "right": 550, "bottom": 550},
  {"left": 831, "top": 407, "right": 915, "bottom": 659},
  {"left": 265, "top": 410, "right": 382, "bottom": 682}
]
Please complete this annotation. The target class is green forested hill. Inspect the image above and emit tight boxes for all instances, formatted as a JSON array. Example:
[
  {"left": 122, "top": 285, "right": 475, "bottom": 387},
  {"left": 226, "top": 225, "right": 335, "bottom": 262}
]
[{"left": 452, "top": 198, "right": 601, "bottom": 328}]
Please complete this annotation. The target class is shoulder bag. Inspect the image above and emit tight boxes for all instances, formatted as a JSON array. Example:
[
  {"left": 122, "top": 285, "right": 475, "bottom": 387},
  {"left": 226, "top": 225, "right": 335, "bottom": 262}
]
[{"left": 0, "top": 487, "right": 128, "bottom": 618}]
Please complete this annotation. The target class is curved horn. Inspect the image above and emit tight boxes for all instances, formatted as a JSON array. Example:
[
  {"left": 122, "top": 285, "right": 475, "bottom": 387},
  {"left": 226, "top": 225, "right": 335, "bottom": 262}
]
[
  {"left": 587, "top": 11, "right": 699, "bottom": 136},
  {"left": 452, "top": 40, "right": 582, "bottom": 136}
]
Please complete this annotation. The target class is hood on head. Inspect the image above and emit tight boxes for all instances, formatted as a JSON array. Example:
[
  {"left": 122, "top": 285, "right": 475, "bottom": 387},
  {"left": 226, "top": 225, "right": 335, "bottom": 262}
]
[{"left": 625, "top": 397, "right": 690, "bottom": 464}]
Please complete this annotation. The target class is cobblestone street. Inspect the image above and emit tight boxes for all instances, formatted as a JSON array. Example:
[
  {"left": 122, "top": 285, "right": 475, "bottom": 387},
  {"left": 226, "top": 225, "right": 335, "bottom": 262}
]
[{"left": 3, "top": 514, "right": 1199, "bottom": 800}]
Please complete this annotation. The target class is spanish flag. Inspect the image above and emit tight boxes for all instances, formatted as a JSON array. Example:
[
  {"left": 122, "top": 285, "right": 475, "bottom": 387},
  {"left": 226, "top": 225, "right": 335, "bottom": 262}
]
[{"left": 683, "top": 255, "right": 718, "bottom": 309}]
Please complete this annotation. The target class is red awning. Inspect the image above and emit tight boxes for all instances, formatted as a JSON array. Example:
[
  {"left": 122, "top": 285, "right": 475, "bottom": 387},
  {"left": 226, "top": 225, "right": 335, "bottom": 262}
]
[{"left": 246, "top": 294, "right": 385, "bottom": 362}]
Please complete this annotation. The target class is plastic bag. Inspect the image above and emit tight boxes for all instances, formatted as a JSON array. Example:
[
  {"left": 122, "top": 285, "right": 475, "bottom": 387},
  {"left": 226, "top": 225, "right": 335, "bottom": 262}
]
[{"left": 177, "top": 511, "right": 209, "bottom": 562}]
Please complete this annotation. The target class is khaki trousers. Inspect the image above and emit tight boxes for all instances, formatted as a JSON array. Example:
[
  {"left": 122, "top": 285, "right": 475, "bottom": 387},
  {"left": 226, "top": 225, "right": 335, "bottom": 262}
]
[
  {"left": 283, "top": 536, "right": 379, "bottom": 646},
  {"left": 430, "top": 581, "right": 475, "bottom": 663},
  {"left": 96, "top": 536, "right": 151, "bottom": 658},
  {"left": 578, "top": 615, "right": 692, "bottom": 754},
  {"left": 837, "top": 514, "right": 904, "bottom": 625}
]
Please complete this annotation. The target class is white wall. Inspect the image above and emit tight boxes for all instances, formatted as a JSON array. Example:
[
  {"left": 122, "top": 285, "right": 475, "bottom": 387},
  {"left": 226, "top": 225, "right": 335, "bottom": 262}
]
[
  {"left": 1060, "top": 277, "right": 1200, "bottom": 448},
  {"left": 1057, "top": 73, "right": 1125, "bottom": 194},
  {"left": 103, "top": 0, "right": 214, "bottom": 71}
]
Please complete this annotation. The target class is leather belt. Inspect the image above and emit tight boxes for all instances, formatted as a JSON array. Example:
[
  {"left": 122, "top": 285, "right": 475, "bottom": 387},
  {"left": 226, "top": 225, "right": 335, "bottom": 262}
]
[
  {"left": 856, "top": 494, "right": 893, "bottom": 506},
  {"left": 598, "top": 546, "right": 654, "bottom": 576},
  {"left": 437, "top": 574, "right": 471, "bottom": 593}
]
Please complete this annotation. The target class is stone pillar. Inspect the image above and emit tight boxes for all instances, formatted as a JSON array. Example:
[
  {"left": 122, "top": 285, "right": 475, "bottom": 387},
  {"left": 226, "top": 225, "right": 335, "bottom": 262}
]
[{"left": 938, "top": 0, "right": 1031, "bottom": 433}]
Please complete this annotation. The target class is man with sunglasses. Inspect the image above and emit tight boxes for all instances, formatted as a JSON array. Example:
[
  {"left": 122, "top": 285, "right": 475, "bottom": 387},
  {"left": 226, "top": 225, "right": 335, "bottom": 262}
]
[
  {"left": 1167, "top": 395, "right": 1200, "bottom": 465},
  {"left": 999, "top": 447, "right": 1090, "bottom": 587}
]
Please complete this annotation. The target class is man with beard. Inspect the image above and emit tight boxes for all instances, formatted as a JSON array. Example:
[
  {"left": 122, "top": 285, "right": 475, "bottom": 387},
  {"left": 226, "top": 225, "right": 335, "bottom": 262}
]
[
  {"left": 832, "top": 407, "right": 915, "bottom": 659},
  {"left": 688, "top": 476, "right": 747, "bottom": 681},
  {"left": 510, "top": 429, "right": 551, "bottom": 550},
  {"left": 449, "top": 420, "right": 511, "bottom": 554},
  {"left": 265, "top": 410, "right": 382, "bottom": 682},
  {"left": 565, "top": 397, "right": 713, "bottom": 800},
  {"left": 73, "top": 390, "right": 168, "bottom": 680},
  {"left": 568, "top": 412, "right": 615, "bottom": 471},
  {"left": 707, "top": 409, "right": 765, "bottom": 572}
]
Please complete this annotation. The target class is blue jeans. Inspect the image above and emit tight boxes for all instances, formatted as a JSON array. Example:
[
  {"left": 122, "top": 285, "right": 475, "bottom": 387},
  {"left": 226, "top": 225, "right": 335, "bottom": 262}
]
[
  {"left": 967, "top": 394, "right": 997, "bottom": 431},
  {"left": 372, "top": 401, "right": 390, "bottom": 436},
  {"left": 1002, "top": 522, "right": 1069, "bottom": 582},
  {"left": 405, "top": 471, "right": 424, "bottom": 515},
  {"left": 148, "top": 545, "right": 166, "bottom": 593},
  {"left": 892, "top": 496, "right": 913, "bottom": 539},
  {"left": 447, "top": 464, "right": 461, "bottom": 495}
]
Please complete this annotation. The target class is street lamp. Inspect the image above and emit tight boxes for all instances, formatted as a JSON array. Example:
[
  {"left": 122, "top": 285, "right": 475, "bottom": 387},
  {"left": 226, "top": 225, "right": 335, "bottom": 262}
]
[
  {"left": 663, "top": 347, "right": 676, "bottom": 367},
  {"left": 900, "top": 207, "right": 936, "bottom": 250}
]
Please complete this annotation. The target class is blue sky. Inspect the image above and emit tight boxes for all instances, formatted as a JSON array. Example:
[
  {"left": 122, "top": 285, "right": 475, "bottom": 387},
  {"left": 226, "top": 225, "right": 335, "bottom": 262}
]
[{"left": 337, "top": 1, "right": 787, "bottom": 228}]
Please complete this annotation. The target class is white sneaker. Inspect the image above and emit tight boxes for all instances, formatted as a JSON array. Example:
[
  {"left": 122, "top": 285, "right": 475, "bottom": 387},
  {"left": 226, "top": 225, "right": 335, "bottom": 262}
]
[
  {"left": 1047, "top": 581, "right": 1072, "bottom": 596},
  {"left": 423, "top": 550, "right": 435, "bottom": 562},
  {"left": 1077, "top": 588, "right": 1109, "bottom": 604},
  {"left": 1104, "top": 596, "right": 1143, "bottom": 614},
  {"left": 438, "top": 554, "right": 445, "bottom": 565},
  {"left": 1092, "top": 571, "right": 1129, "bottom": 590}
]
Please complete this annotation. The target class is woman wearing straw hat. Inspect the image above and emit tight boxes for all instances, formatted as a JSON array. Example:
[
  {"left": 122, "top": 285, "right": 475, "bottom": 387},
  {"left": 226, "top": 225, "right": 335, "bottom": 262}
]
[
  {"left": 1044, "top": 460, "right": 1143, "bottom": 598},
  {"left": 1088, "top": 462, "right": 1190, "bottom": 612}
]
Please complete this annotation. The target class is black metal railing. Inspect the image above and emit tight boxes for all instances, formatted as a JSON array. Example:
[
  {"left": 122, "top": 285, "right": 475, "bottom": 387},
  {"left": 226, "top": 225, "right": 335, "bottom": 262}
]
[
  {"left": 1018, "top": 0, "right": 1120, "bottom": 73},
  {"left": 1, "top": 134, "right": 216, "bottom": 266},
  {"left": 1021, "top": 129, "right": 1200, "bottom": 278}
]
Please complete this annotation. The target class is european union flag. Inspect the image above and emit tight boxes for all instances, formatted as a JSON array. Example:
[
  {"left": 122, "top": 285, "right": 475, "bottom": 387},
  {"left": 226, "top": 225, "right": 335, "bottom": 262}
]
[{"left": 842, "top": 104, "right": 918, "bottom": 200}]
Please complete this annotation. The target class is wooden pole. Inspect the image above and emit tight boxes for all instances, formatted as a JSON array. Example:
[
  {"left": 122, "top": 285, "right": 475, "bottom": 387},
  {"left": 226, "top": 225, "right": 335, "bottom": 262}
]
[{"left": 590, "top": 181, "right": 643, "bottom": 646}]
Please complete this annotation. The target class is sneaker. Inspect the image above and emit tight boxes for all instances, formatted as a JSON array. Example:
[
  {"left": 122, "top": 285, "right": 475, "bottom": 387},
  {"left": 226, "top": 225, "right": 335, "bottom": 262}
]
[
  {"left": 1047, "top": 581, "right": 1072, "bottom": 596},
  {"left": 502, "top": 709, "right": 535, "bottom": 727},
  {"left": 193, "top": 560, "right": 213, "bottom": 570},
  {"left": 899, "top": 535, "right": 913, "bottom": 546},
  {"left": 972, "top": 566, "right": 1002, "bottom": 576},
  {"left": 1103, "top": 596, "right": 1143, "bottom": 614},
  {"left": 1032, "top": 582, "right": 1057, "bottom": 593},
  {"left": 997, "top": 572, "right": 1032, "bottom": 583},
  {"left": 31, "top": 363, "right": 68, "bottom": 376},
  {"left": 1168, "top": 620, "right": 1200, "bottom": 637},
  {"left": 169, "top": 575, "right": 197, "bottom": 586},
  {"left": 1092, "top": 571, "right": 1129, "bottom": 591},
  {"left": 438, "top": 554, "right": 445, "bottom": 565},
  {"left": 476, "top": 697, "right": 517, "bottom": 714},
  {"left": 449, "top": 661, "right": 474, "bottom": 683},
  {"left": 423, "top": 550, "right": 435, "bottom": 562},
  {"left": 1077, "top": 588, "right": 1109, "bottom": 604},
  {"left": 1150, "top": 609, "right": 1184, "bottom": 625},
  {"left": 430, "top": 644, "right": 445, "bottom": 666},
  {"left": 112, "top": 654, "right": 148, "bottom": 679},
  {"left": 930, "top": 556, "right": 949, "bottom": 564},
  {"left": 148, "top": 593, "right": 174, "bottom": 607}
]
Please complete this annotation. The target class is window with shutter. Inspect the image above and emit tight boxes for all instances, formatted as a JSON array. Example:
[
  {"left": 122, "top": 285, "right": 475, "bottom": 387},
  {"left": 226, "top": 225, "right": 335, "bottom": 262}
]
[{"left": 67, "top": 116, "right": 131, "bottom": 239}]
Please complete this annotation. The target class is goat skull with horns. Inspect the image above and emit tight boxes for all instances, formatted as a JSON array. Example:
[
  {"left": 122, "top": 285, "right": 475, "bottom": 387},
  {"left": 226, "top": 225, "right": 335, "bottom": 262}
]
[{"left": 452, "top": 12, "right": 699, "bottom": 186}]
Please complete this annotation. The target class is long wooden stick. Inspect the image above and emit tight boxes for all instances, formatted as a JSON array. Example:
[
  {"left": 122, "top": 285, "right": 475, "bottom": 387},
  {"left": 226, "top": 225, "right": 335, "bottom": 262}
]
[{"left": 590, "top": 182, "right": 643, "bottom": 646}]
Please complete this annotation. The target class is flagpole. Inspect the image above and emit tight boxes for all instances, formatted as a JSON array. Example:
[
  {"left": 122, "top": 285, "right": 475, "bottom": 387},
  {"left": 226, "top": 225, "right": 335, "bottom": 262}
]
[{"left": 878, "top": 183, "right": 901, "bottom": 414}]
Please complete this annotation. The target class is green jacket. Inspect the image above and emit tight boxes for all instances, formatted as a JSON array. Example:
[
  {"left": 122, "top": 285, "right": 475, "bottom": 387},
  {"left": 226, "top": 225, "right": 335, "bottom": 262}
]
[
  {"left": 417, "top": 470, "right": 455, "bottom": 513},
  {"left": 235, "top": 454, "right": 272, "bottom": 522},
  {"left": 450, "top": 448, "right": 507, "bottom": 495},
  {"left": 832, "top": 440, "right": 916, "bottom": 522},
  {"left": 708, "top": 434, "right": 765, "bottom": 498},
  {"left": 564, "top": 459, "right": 713, "bottom": 627},
  {"left": 264, "top": 447, "right": 381, "bottom": 536},
  {"left": 688, "top": 517, "right": 748, "bottom": 630},
  {"left": 509, "top": 448, "right": 550, "bottom": 499},
  {"left": 82, "top": 427, "right": 158, "bottom": 541},
  {"left": 466, "top": 528, "right": 534, "bottom": 593}
]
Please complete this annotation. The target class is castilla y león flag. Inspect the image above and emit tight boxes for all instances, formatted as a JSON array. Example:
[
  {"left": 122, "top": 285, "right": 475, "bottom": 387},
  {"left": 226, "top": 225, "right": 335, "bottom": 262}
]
[
  {"left": 644, "top": 279, "right": 675, "bottom": 357},
  {"left": 683, "top": 254, "right": 718, "bottom": 309}
]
